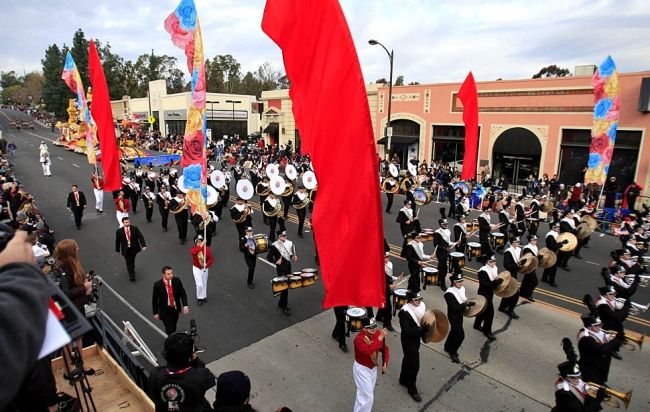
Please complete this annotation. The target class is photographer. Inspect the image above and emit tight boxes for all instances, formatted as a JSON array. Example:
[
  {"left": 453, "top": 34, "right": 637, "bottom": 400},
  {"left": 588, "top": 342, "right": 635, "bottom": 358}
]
[{"left": 148, "top": 330, "right": 215, "bottom": 412}]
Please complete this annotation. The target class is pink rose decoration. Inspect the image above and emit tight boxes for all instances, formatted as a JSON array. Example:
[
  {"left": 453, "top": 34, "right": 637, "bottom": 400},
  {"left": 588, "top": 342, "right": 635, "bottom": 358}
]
[{"left": 164, "top": 14, "right": 194, "bottom": 49}]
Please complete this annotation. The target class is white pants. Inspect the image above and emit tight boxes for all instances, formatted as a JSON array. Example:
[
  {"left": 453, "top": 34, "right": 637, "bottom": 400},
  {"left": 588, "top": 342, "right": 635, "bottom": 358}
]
[
  {"left": 116, "top": 211, "right": 129, "bottom": 227},
  {"left": 94, "top": 188, "right": 103, "bottom": 211},
  {"left": 41, "top": 162, "right": 51, "bottom": 176},
  {"left": 353, "top": 361, "right": 377, "bottom": 412},
  {"left": 192, "top": 266, "right": 208, "bottom": 300}
]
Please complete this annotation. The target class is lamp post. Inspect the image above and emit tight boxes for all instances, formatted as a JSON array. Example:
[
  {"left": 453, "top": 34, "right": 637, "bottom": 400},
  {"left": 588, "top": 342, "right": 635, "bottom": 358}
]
[
  {"left": 206, "top": 100, "right": 219, "bottom": 141},
  {"left": 369, "top": 39, "right": 394, "bottom": 151},
  {"left": 225, "top": 99, "right": 242, "bottom": 138}
]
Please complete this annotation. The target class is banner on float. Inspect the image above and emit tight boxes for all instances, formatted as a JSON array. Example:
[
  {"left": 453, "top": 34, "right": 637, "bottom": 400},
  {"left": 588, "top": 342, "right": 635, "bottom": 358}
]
[
  {"left": 584, "top": 56, "right": 619, "bottom": 186},
  {"left": 133, "top": 154, "right": 181, "bottom": 168}
]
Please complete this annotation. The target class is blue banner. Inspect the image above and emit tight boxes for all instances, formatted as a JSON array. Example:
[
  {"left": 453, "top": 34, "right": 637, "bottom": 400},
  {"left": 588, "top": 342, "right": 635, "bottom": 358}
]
[{"left": 133, "top": 154, "right": 181, "bottom": 167}]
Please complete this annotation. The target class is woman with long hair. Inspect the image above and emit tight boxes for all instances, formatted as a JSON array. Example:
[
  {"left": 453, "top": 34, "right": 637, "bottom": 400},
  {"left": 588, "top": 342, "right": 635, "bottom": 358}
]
[{"left": 54, "top": 239, "right": 95, "bottom": 376}]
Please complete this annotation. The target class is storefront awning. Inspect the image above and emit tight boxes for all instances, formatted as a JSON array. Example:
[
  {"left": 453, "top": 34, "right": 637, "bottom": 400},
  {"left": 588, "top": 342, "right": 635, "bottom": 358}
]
[
  {"left": 263, "top": 123, "right": 279, "bottom": 134},
  {"left": 376, "top": 135, "right": 419, "bottom": 145}
]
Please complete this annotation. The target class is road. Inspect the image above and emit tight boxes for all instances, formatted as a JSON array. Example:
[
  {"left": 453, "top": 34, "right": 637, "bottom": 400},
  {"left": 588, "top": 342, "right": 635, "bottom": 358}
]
[{"left": 1, "top": 108, "right": 648, "bottom": 411}]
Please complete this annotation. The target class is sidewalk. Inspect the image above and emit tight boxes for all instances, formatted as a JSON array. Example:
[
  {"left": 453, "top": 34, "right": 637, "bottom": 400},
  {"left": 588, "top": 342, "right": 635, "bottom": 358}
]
[{"left": 207, "top": 280, "right": 649, "bottom": 411}]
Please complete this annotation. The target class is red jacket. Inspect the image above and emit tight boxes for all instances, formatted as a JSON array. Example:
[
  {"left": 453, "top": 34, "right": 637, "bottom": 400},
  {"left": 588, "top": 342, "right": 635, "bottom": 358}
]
[
  {"left": 115, "top": 197, "right": 130, "bottom": 212},
  {"left": 191, "top": 245, "right": 214, "bottom": 269},
  {"left": 353, "top": 329, "right": 390, "bottom": 369}
]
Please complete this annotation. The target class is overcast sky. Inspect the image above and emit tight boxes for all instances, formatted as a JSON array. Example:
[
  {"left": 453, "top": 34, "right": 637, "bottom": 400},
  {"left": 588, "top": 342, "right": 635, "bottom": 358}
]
[{"left": 2, "top": 0, "right": 649, "bottom": 85}]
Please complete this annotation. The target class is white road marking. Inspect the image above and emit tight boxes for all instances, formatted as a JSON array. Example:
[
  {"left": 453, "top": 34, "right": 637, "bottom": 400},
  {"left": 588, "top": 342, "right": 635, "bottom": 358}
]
[
  {"left": 584, "top": 260, "right": 600, "bottom": 265},
  {"left": 57, "top": 156, "right": 63, "bottom": 160},
  {"left": 73, "top": 164, "right": 80, "bottom": 168}
]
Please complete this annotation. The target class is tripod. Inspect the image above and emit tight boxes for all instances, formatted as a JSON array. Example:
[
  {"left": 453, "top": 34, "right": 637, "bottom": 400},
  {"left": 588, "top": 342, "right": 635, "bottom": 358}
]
[{"left": 62, "top": 344, "right": 97, "bottom": 412}]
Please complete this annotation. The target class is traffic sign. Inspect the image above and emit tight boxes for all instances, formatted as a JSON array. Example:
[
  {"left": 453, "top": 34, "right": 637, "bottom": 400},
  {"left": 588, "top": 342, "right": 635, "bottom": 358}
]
[{"left": 148, "top": 116, "right": 156, "bottom": 124}]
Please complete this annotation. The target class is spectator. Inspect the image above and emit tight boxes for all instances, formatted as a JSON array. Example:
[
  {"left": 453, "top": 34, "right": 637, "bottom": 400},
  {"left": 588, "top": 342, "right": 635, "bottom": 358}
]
[{"left": 213, "top": 370, "right": 255, "bottom": 411}]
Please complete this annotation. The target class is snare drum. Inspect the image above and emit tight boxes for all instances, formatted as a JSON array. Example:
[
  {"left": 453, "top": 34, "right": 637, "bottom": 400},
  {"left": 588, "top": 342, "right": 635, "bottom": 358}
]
[
  {"left": 301, "top": 267, "right": 319, "bottom": 281},
  {"left": 346, "top": 306, "right": 367, "bottom": 333},
  {"left": 253, "top": 234, "right": 269, "bottom": 253},
  {"left": 289, "top": 275, "right": 303, "bottom": 289},
  {"left": 470, "top": 219, "right": 480, "bottom": 232},
  {"left": 467, "top": 242, "right": 482, "bottom": 258},
  {"left": 491, "top": 232, "right": 505, "bottom": 247},
  {"left": 421, "top": 267, "right": 439, "bottom": 286},
  {"left": 271, "top": 276, "right": 289, "bottom": 293},
  {"left": 449, "top": 252, "right": 465, "bottom": 268},
  {"left": 392, "top": 288, "right": 409, "bottom": 312},
  {"left": 301, "top": 273, "right": 316, "bottom": 287}
]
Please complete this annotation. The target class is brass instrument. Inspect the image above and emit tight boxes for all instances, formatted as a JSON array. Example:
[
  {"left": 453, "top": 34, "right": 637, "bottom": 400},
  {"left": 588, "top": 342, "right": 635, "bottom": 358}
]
[
  {"left": 198, "top": 214, "right": 212, "bottom": 230},
  {"left": 293, "top": 194, "right": 310, "bottom": 210},
  {"left": 256, "top": 182, "right": 270, "bottom": 196},
  {"left": 309, "top": 187, "right": 317, "bottom": 202},
  {"left": 282, "top": 178, "right": 294, "bottom": 197},
  {"left": 170, "top": 199, "right": 187, "bottom": 214},
  {"left": 263, "top": 199, "right": 282, "bottom": 217},
  {"left": 604, "top": 329, "right": 645, "bottom": 351},
  {"left": 616, "top": 296, "right": 649, "bottom": 315},
  {"left": 585, "top": 382, "right": 632, "bottom": 409},
  {"left": 382, "top": 177, "right": 399, "bottom": 194},
  {"left": 197, "top": 250, "right": 206, "bottom": 267},
  {"left": 399, "top": 176, "right": 414, "bottom": 192},
  {"left": 626, "top": 274, "right": 650, "bottom": 288},
  {"left": 233, "top": 205, "right": 251, "bottom": 224}
]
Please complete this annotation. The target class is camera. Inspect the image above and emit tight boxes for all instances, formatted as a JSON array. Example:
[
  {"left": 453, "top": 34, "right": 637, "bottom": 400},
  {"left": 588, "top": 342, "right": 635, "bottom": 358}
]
[{"left": 189, "top": 319, "right": 197, "bottom": 337}]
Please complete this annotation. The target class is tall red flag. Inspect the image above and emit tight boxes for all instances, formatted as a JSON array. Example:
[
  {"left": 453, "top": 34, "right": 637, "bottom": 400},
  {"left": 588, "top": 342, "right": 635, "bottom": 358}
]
[
  {"left": 88, "top": 40, "right": 121, "bottom": 191},
  {"left": 459, "top": 72, "right": 479, "bottom": 181},
  {"left": 262, "top": 0, "right": 384, "bottom": 308}
]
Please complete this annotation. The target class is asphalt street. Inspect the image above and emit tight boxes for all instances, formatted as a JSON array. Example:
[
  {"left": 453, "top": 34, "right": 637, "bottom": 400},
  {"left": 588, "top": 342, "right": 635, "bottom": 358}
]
[{"left": 1, "top": 108, "right": 649, "bottom": 410}]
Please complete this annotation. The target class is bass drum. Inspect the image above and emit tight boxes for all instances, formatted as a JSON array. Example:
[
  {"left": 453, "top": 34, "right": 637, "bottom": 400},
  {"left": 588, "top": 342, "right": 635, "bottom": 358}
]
[
  {"left": 253, "top": 234, "right": 269, "bottom": 253},
  {"left": 413, "top": 188, "right": 432, "bottom": 206}
]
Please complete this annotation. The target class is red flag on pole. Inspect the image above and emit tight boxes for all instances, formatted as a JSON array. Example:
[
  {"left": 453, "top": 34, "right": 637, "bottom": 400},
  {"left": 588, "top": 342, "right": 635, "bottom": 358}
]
[
  {"left": 459, "top": 72, "right": 479, "bottom": 181},
  {"left": 88, "top": 40, "right": 121, "bottom": 191},
  {"left": 262, "top": 0, "right": 384, "bottom": 308}
]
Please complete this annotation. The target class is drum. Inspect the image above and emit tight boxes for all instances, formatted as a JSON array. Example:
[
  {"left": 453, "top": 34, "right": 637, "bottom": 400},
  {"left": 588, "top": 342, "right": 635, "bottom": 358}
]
[
  {"left": 346, "top": 307, "right": 367, "bottom": 333},
  {"left": 413, "top": 188, "right": 432, "bottom": 206},
  {"left": 491, "top": 232, "right": 505, "bottom": 247},
  {"left": 392, "top": 288, "right": 409, "bottom": 312},
  {"left": 420, "top": 228, "right": 435, "bottom": 242},
  {"left": 526, "top": 218, "right": 539, "bottom": 233},
  {"left": 449, "top": 252, "right": 465, "bottom": 268},
  {"left": 253, "top": 234, "right": 269, "bottom": 253},
  {"left": 421, "top": 267, "right": 439, "bottom": 286},
  {"left": 271, "top": 276, "right": 289, "bottom": 293},
  {"left": 470, "top": 219, "right": 480, "bottom": 232},
  {"left": 301, "top": 273, "right": 316, "bottom": 287},
  {"left": 301, "top": 267, "right": 319, "bottom": 281},
  {"left": 289, "top": 275, "right": 303, "bottom": 289},
  {"left": 467, "top": 242, "right": 482, "bottom": 258}
]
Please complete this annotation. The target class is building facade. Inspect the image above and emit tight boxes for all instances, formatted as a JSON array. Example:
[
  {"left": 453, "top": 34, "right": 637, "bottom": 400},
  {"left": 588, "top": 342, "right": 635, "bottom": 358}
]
[
  {"left": 261, "top": 70, "right": 650, "bottom": 191},
  {"left": 110, "top": 79, "right": 261, "bottom": 140}
]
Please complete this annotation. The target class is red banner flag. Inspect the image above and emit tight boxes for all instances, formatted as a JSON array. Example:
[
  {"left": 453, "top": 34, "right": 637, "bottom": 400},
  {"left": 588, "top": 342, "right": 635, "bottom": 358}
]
[
  {"left": 459, "top": 72, "right": 479, "bottom": 181},
  {"left": 262, "top": 0, "right": 384, "bottom": 308},
  {"left": 88, "top": 40, "right": 121, "bottom": 191}
]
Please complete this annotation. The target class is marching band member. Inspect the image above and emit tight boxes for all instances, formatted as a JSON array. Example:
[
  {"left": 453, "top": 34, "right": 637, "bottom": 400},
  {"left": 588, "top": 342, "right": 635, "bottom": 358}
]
[
  {"left": 434, "top": 218, "right": 452, "bottom": 289},
  {"left": 263, "top": 193, "right": 280, "bottom": 241},
  {"left": 171, "top": 192, "right": 189, "bottom": 244},
  {"left": 376, "top": 252, "right": 402, "bottom": 331},
  {"left": 616, "top": 249, "right": 644, "bottom": 275},
  {"left": 396, "top": 200, "right": 419, "bottom": 257},
  {"left": 453, "top": 214, "right": 468, "bottom": 258},
  {"left": 144, "top": 171, "right": 156, "bottom": 193},
  {"left": 625, "top": 237, "right": 645, "bottom": 259},
  {"left": 332, "top": 306, "right": 348, "bottom": 352},
  {"left": 282, "top": 181, "right": 293, "bottom": 220},
  {"left": 515, "top": 196, "right": 527, "bottom": 235},
  {"left": 594, "top": 286, "right": 629, "bottom": 336},
  {"left": 558, "top": 210, "right": 578, "bottom": 270},
  {"left": 554, "top": 360, "right": 605, "bottom": 411},
  {"left": 404, "top": 232, "right": 430, "bottom": 293},
  {"left": 444, "top": 272, "right": 474, "bottom": 363},
  {"left": 169, "top": 168, "right": 179, "bottom": 197},
  {"left": 498, "top": 237, "right": 521, "bottom": 319},
  {"left": 353, "top": 317, "right": 389, "bottom": 412},
  {"left": 90, "top": 172, "right": 104, "bottom": 213},
  {"left": 127, "top": 176, "right": 141, "bottom": 214},
  {"left": 156, "top": 185, "right": 172, "bottom": 232},
  {"left": 266, "top": 231, "right": 297, "bottom": 315},
  {"left": 577, "top": 313, "right": 623, "bottom": 385},
  {"left": 606, "top": 266, "right": 642, "bottom": 301},
  {"left": 230, "top": 197, "right": 253, "bottom": 239},
  {"left": 239, "top": 227, "right": 258, "bottom": 289},
  {"left": 39, "top": 142, "right": 52, "bottom": 177},
  {"left": 473, "top": 255, "right": 502, "bottom": 341},
  {"left": 528, "top": 195, "right": 541, "bottom": 236},
  {"left": 478, "top": 206, "right": 494, "bottom": 262},
  {"left": 520, "top": 235, "right": 539, "bottom": 302},
  {"left": 142, "top": 186, "right": 156, "bottom": 223},
  {"left": 291, "top": 186, "right": 308, "bottom": 238},
  {"left": 259, "top": 175, "right": 270, "bottom": 225},
  {"left": 542, "top": 222, "right": 561, "bottom": 286},
  {"left": 498, "top": 207, "right": 515, "bottom": 252},
  {"left": 115, "top": 190, "right": 130, "bottom": 228},
  {"left": 214, "top": 174, "right": 230, "bottom": 220},
  {"left": 190, "top": 235, "right": 213, "bottom": 306},
  {"left": 405, "top": 181, "right": 418, "bottom": 217},
  {"left": 398, "top": 291, "right": 429, "bottom": 403}
]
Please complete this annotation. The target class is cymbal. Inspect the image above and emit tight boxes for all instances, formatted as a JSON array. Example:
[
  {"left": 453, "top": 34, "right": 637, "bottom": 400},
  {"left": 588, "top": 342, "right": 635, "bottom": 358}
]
[
  {"left": 576, "top": 222, "right": 594, "bottom": 240},
  {"left": 538, "top": 247, "right": 557, "bottom": 268},
  {"left": 583, "top": 215, "right": 597, "bottom": 231},
  {"left": 557, "top": 232, "right": 578, "bottom": 252},
  {"left": 421, "top": 309, "right": 449, "bottom": 343},
  {"left": 540, "top": 201, "right": 554, "bottom": 213},
  {"left": 495, "top": 276, "right": 519, "bottom": 298},
  {"left": 518, "top": 255, "right": 539, "bottom": 274},
  {"left": 493, "top": 271, "right": 512, "bottom": 296},
  {"left": 462, "top": 295, "right": 487, "bottom": 318}
]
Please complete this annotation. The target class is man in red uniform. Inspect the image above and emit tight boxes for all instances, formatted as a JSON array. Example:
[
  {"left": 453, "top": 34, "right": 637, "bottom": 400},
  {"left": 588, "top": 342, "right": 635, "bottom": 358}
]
[
  {"left": 353, "top": 317, "right": 389, "bottom": 412},
  {"left": 191, "top": 234, "right": 214, "bottom": 306},
  {"left": 90, "top": 172, "right": 104, "bottom": 213},
  {"left": 115, "top": 190, "right": 130, "bottom": 228}
]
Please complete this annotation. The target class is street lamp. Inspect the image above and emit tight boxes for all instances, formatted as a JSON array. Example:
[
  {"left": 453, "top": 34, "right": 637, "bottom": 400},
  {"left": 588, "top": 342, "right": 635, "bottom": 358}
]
[
  {"left": 206, "top": 100, "right": 219, "bottom": 141},
  {"left": 225, "top": 99, "right": 242, "bottom": 138},
  {"left": 368, "top": 39, "right": 394, "bottom": 151}
]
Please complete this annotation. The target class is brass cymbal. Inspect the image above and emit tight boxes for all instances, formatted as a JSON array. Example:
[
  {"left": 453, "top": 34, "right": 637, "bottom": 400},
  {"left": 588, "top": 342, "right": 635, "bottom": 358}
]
[
  {"left": 583, "top": 215, "right": 598, "bottom": 231},
  {"left": 463, "top": 295, "right": 487, "bottom": 318},
  {"left": 576, "top": 222, "right": 594, "bottom": 240},
  {"left": 557, "top": 232, "right": 578, "bottom": 252},
  {"left": 495, "top": 277, "right": 519, "bottom": 298},
  {"left": 493, "top": 271, "right": 512, "bottom": 295},
  {"left": 538, "top": 247, "right": 557, "bottom": 268},
  {"left": 518, "top": 255, "right": 539, "bottom": 274},
  {"left": 421, "top": 309, "right": 449, "bottom": 343}
]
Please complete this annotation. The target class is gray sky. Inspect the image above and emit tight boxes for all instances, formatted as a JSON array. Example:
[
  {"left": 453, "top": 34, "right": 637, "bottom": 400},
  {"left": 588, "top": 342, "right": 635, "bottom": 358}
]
[{"left": 1, "top": 0, "right": 649, "bottom": 84}]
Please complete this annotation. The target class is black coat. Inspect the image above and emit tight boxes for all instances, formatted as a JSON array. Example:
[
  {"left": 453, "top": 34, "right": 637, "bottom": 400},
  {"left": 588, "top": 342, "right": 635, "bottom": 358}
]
[
  {"left": 398, "top": 309, "right": 424, "bottom": 357},
  {"left": 66, "top": 191, "right": 87, "bottom": 211},
  {"left": 545, "top": 232, "right": 560, "bottom": 252},
  {"left": 404, "top": 243, "right": 424, "bottom": 275},
  {"left": 396, "top": 210, "right": 416, "bottom": 235},
  {"left": 503, "top": 248, "right": 520, "bottom": 278},
  {"left": 148, "top": 357, "right": 215, "bottom": 412},
  {"left": 555, "top": 386, "right": 600, "bottom": 412},
  {"left": 152, "top": 277, "right": 188, "bottom": 317},
  {"left": 477, "top": 268, "right": 501, "bottom": 299},
  {"left": 115, "top": 225, "right": 146, "bottom": 255},
  {"left": 267, "top": 244, "right": 292, "bottom": 276},
  {"left": 578, "top": 332, "right": 621, "bottom": 384},
  {"left": 596, "top": 301, "right": 628, "bottom": 332}
]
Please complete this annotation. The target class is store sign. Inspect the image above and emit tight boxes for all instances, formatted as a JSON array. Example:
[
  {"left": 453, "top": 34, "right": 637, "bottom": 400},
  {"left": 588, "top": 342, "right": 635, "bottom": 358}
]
[
  {"left": 207, "top": 109, "right": 248, "bottom": 120},
  {"left": 163, "top": 109, "right": 187, "bottom": 120}
]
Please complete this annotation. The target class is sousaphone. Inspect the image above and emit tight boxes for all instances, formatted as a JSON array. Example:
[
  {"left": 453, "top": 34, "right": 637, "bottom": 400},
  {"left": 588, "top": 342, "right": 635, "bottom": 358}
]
[
  {"left": 537, "top": 247, "right": 557, "bottom": 269},
  {"left": 270, "top": 175, "right": 286, "bottom": 196},
  {"left": 282, "top": 178, "right": 294, "bottom": 197},
  {"left": 176, "top": 175, "right": 189, "bottom": 193},
  {"left": 302, "top": 171, "right": 318, "bottom": 190},
  {"left": 285, "top": 164, "right": 298, "bottom": 181},
  {"left": 205, "top": 185, "right": 219, "bottom": 208},
  {"left": 266, "top": 163, "right": 279, "bottom": 178},
  {"left": 210, "top": 169, "right": 226, "bottom": 189},
  {"left": 236, "top": 179, "right": 254, "bottom": 200},
  {"left": 389, "top": 163, "right": 399, "bottom": 178},
  {"left": 421, "top": 309, "right": 450, "bottom": 343},
  {"left": 382, "top": 177, "right": 399, "bottom": 194},
  {"left": 518, "top": 255, "right": 539, "bottom": 274},
  {"left": 557, "top": 232, "right": 578, "bottom": 252},
  {"left": 462, "top": 296, "right": 487, "bottom": 318},
  {"left": 408, "top": 162, "right": 417, "bottom": 177}
]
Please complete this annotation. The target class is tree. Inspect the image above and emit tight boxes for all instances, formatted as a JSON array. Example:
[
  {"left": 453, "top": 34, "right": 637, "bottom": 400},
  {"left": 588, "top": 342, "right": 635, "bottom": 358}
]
[
  {"left": 0, "top": 71, "right": 21, "bottom": 90},
  {"left": 132, "top": 53, "right": 185, "bottom": 96},
  {"left": 408, "top": 81, "right": 420, "bottom": 85},
  {"left": 70, "top": 29, "right": 90, "bottom": 89},
  {"left": 96, "top": 41, "right": 128, "bottom": 100},
  {"left": 532, "top": 65, "right": 571, "bottom": 79},
  {"left": 394, "top": 75, "right": 404, "bottom": 86},
  {"left": 374, "top": 78, "right": 387, "bottom": 84},
  {"left": 41, "top": 43, "right": 69, "bottom": 118}
]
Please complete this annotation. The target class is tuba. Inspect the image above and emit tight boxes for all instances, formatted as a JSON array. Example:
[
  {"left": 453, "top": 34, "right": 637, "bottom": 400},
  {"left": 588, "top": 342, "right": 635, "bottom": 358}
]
[
  {"left": 382, "top": 177, "right": 399, "bottom": 194},
  {"left": 170, "top": 199, "right": 187, "bottom": 214},
  {"left": 233, "top": 205, "right": 251, "bottom": 224},
  {"left": 263, "top": 199, "right": 283, "bottom": 217},
  {"left": 584, "top": 382, "right": 632, "bottom": 409},
  {"left": 198, "top": 214, "right": 212, "bottom": 230},
  {"left": 399, "top": 176, "right": 414, "bottom": 192},
  {"left": 293, "top": 195, "right": 309, "bottom": 210},
  {"left": 282, "top": 178, "right": 294, "bottom": 197},
  {"left": 256, "top": 182, "right": 270, "bottom": 196}
]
